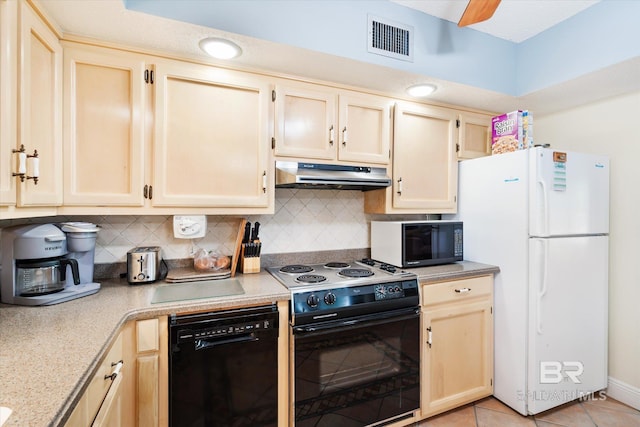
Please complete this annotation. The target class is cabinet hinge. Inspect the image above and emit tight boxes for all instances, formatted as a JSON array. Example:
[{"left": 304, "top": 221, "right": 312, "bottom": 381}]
[
  {"left": 456, "top": 143, "right": 460, "bottom": 152},
  {"left": 491, "top": 306, "right": 493, "bottom": 314},
  {"left": 456, "top": 119, "right": 460, "bottom": 128},
  {"left": 491, "top": 378, "right": 493, "bottom": 386},
  {"left": 271, "top": 137, "right": 275, "bottom": 150},
  {"left": 389, "top": 149, "right": 391, "bottom": 159},
  {"left": 272, "top": 90, "right": 276, "bottom": 102}
]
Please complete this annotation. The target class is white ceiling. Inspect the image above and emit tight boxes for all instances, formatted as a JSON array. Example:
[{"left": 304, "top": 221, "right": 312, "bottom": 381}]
[{"left": 392, "top": 0, "right": 601, "bottom": 43}]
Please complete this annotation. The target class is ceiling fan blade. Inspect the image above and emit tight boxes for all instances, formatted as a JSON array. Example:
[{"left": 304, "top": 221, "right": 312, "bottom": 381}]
[{"left": 458, "top": 0, "right": 501, "bottom": 27}]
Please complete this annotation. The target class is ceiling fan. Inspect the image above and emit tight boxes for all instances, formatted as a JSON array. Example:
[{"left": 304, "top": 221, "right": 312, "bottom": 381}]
[{"left": 458, "top": 0, "right": 502, "bottom": 27}]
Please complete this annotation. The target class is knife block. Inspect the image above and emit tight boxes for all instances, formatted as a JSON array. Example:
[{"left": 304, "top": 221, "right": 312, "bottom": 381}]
[{"left": 240, "top": 248, "right": 260, "bottom": 274}]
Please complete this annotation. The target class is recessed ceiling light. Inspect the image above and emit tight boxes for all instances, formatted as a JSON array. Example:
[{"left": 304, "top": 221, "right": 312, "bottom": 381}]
[
  {"left": 199, "top": 37, "right": 242, "bottom": 59},
  {"left": 407, "top": 83, "right": 437, "bottom": 97}
]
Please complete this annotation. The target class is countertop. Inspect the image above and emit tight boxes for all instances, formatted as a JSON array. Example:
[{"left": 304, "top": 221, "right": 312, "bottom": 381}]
[{"left": 0, "top": 261, "right": 498, "bottom": 427}]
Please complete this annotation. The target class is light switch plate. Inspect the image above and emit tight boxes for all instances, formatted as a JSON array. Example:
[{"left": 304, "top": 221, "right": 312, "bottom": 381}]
[{"left": 173, "top": 215, "right": 206, "bottom": 239}]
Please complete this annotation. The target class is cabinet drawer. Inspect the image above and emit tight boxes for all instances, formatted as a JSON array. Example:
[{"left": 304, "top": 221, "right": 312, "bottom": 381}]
[
  {"left": 422, "top": 275, "right": 492, "bottom": 307},
  {"left": 86, "top": 332, "right": 123, "bottom": 422}
]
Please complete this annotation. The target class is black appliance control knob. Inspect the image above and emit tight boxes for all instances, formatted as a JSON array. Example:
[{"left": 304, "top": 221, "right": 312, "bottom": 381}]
[
  {"left": 307, "top": 294, "right": 319, "bottom": 308},
  {"left": 324, "top": 292, "right": 336, "bottom": 305}
]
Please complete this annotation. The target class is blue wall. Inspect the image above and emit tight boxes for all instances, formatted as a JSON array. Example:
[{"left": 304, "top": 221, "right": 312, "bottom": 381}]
[{"left": 125, "top": 0, "right": 639, "bottom": 96}]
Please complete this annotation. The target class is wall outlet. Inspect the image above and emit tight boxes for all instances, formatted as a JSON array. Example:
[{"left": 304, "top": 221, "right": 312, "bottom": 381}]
[{"left": 173, "top": 215, "right": 206, "bottom": 239}]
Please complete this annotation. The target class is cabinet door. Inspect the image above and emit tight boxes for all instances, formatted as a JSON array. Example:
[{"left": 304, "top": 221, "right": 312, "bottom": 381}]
[
  {"left": 153, "top": 61, "right": 271, "bottom": 207},
  {"left": 393, "top": 102, "right": 458, "bottom": 211},
  {"left": 422, "top": 299, "right": 493, "bottom": 417},
  {"left": 273, "top": 83, "right": 337, "bottom": 160},
  {"left": 458, "top": 112, "right": 491, "bottom": 159},
  {"left": 337, "top": 92, "right": 391, "bottom": 165},
  {"left": 63, "top": 45, "right": 146, "bottom": 206},
  {"left": 17, "top": 0, "right": 62, "bottom": 206},
  {"left": 0, "top": 0, "right": 17, "bottom": 206}
]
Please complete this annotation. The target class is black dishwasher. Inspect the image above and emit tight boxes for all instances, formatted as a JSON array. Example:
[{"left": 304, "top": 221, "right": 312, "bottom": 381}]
[{"left": 169, "top": 305, "right": 279, "bottom": 427}]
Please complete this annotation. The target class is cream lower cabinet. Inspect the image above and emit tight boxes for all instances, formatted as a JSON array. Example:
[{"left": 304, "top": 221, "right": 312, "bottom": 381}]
[
  {"left": 365, "top": 102, "right": 458, "bottom": 214},
  {"left": 134, "top": 317, "right": 169, "bottom": 427},
  {"left": 420, "top": 275, "right": 494, "bottom": 419},
  {"left": 65, "top": 324, "right": 135, "bottom": 427},
  {"left": 1, "top": 0, "right": 62, "bottom": 218},
  {"left": 457, "top": 112, "right": 492, "bottom": 159},
  {"left": 64, "top": 317, "right": 167, "bottom": 427},
  {"left": 273, "top": 82, "right": 391, "bottom": 165}
]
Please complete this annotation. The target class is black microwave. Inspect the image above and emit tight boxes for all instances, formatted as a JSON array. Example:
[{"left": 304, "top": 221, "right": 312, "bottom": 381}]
[{"left": 370, "top": 221, "right": 463, "bottom": 268}]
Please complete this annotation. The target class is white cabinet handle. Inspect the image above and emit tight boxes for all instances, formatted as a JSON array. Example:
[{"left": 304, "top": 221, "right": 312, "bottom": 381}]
[
  {"left": 104, "top": 360, "right": 123, "bottom": 381},
  {"left": 11, "top": 144, "right": 38, "bottom": 184},
  {"left": 342, "top": 126, "right": 347, "bottom": 146},
  {"left": 30, "top": 156, "right": 40, "bottom": 179},
  {"left": 454, "top": 288, "right": 471, "bottom": 293},
  {"left": 18, "top": 152, "right": 27, "bottom": 174},
  {"left": 329, "top": 125, "right": 335, "bottom": 146},
  {"left": 397, "top": 177, "right": 403, "bottom": 195},
  {"left": 426, "top": 326, "right": 432, "bottom": 348}
]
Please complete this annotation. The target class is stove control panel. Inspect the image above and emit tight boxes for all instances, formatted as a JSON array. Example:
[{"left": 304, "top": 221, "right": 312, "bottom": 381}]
[{"left": 292, "top": 278, "right": 419, "bottom": 316}]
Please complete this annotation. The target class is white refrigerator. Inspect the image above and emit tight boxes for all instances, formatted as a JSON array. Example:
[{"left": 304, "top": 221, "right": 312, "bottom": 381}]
[{"left": 451, "top": 147, "right": 609, "bottom": 415}]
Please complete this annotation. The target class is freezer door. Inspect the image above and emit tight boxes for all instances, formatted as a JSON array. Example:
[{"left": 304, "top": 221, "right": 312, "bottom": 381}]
[
  {"left": 527, "top": 236, "right": 608, "bottom": 414},
  {"left": 529, "top": 148, "right": 609, "bottom": 237}
]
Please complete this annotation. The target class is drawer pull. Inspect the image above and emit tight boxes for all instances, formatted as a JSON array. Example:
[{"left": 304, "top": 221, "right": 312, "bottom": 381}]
[
  {"left": 454, "top": 288, "right": 471, "bottom": 293},
  {"left": 104, "top": 360, "right": 123, "bottom": 381}
]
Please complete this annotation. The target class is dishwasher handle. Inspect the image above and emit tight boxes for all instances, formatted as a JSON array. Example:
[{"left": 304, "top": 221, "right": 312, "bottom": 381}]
[{"left": 195, "top": 333, "right": 259, "bottom": 351}]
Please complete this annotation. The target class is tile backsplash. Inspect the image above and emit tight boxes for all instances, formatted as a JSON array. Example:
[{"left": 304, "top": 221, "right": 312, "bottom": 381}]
[{"left": 0, "top": 189, "right": 433, "bottom": 264}]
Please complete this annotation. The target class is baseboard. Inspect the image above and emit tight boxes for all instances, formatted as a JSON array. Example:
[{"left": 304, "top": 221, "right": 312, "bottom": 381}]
[{"left": 606, "top": 376, "right": 640, "bottom": 410}]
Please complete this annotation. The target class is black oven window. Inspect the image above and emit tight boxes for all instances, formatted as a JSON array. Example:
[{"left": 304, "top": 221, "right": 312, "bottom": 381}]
[{"left": 294, "top": 315, "right": 420, "bottom": 426}]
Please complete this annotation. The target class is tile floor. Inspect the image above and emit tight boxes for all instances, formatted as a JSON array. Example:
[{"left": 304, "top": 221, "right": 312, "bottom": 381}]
[{"left": 416, "top": 396, "right": 640, "bottom": 427}]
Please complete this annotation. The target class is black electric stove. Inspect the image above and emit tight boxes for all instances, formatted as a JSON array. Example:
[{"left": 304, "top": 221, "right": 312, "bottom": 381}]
[{"left": 267, "top": 259, "right": 419, "bottom": 326}]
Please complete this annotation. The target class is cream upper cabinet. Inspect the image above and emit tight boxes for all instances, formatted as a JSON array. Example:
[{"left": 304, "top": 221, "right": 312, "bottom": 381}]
[
  {"left": 273, "top": 83, "right": 336, "bottom": 160},
  {"left": 420, "top": 276, "right": 494, "bottom": 419},
  {"left": 365, "top": 102, "right": 458, "bottom": 214},
  {"left": 151, "top": 60, "right": 272, "bottom": 208},
  {"left": 63, "top": 44, "right": 146, "bottom": 206},
  {"left": 0, "top": 0, "right": 17, "bottom": 207},
  {"left": 1, "top": 0, "right": 61, "bottom": 217},
  {"left": 17, "top": 0, "right": 63, "bottom": 207},
  {"left": 457, "top": 112, "right": 492, "bottom": 159},
  {"left": 337, "top": 92, "right": 391, "bottom": 164},
  {"left": 273, "top": 82, "right": 391, "bottom": 165}
]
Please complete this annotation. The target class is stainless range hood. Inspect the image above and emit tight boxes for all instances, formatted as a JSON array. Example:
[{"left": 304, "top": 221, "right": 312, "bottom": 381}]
[{"left": 275, "top": 161, "right": 391, "bottom": 191}]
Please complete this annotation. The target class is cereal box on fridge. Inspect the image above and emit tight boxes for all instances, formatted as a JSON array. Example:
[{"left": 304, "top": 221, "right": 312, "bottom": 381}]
[{"left": 491, "top": 110, "right": 533, "bottom": 154}]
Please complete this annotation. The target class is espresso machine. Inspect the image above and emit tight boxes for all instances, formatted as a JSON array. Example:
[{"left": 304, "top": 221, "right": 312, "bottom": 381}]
[{"left": 0, "top": 223, "right": 100, "bottom": 306}]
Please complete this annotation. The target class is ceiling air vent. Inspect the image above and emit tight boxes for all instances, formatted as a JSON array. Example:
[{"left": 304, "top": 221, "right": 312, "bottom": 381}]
[{"left": 367, "top": 15, "right": 414, "bottom": 62}]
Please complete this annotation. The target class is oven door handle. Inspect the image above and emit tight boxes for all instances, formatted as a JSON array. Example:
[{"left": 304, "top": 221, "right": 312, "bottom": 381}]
[
  {"left": 195, "top": 333, "right": 258, "bottom": 351},
  {"left": 293, "top": 307, "right": 419, "bottom": 336}
]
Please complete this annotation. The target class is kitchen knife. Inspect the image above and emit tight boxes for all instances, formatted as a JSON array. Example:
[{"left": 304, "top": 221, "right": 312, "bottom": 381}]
[
  {"left": 243, "top": 222, "right": 251, "bottom": 244},
  {"left": 253, "top": 222, "right": 260, "bottom": 241}
]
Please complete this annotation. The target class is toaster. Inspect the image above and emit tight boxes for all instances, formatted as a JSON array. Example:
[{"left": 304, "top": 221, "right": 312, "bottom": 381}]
[{"left": 127, "top": 246, "right": 162, "bottom": 284}]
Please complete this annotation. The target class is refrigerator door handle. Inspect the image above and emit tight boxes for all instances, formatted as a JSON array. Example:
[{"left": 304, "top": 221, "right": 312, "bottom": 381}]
[
  {"left": 537, "top": 239, "right": 549, "bottom": 335},
  {"left": 536, "top": 165, "right": 550, "bottom": 236}
]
